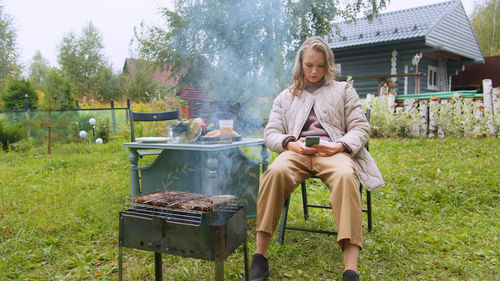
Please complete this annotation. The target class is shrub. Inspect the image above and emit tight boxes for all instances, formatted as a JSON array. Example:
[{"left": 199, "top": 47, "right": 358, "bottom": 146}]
[
  {"left": 434, "top": 97, "right": 490, "bottom": 138},
  {"left": 70, "top": 115, "right": 112, "bottom": 143},
  {"left": 0, "top": 119, "right": 26, "bottom": 151},
  {"left": 366, "top": 96, "right": 416, "bottom": 138},
  {"left": 1, "top": 77, "right": 38, "bottom": 110},
  {"left": 95, "top": 118, "right": 111, "bottom": 143}
]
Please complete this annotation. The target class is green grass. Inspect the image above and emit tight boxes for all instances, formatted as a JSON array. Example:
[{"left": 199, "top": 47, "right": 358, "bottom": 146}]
[{"left": 0, "top": 138, "right": 498, "bottom": 280}]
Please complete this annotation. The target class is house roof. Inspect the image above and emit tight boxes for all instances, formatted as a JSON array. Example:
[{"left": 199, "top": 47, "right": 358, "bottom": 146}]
[
  {"left": 176, "top": 87, "right": 208, "bottom": 101},
  {"left": 330, "top": 0, "right": 483, "bottom": 62}
]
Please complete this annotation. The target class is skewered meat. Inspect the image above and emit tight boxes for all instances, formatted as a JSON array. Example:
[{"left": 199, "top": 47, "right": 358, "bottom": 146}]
[{"left": 134, "top": 191, "right": 237, "bottom": 212}]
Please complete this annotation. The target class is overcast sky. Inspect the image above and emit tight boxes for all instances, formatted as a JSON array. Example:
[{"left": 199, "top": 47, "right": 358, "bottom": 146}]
[{"left": 3, "top": 0, "right": 477, "bottom": 73}]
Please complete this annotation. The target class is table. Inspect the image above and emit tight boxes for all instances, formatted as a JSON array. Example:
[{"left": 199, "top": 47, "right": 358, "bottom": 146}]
[{"left": 124, "top": 138, "right": 269, "bottom": 218}]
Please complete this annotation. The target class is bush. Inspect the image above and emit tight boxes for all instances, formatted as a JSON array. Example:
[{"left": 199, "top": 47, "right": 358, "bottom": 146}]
[
  {"left": 1, "top": 77, "right": 38, "bottom": 110},
  {"left": 70, "top": 115, "right": 112, "bottom": 143},
  {"left": 434, "top": 97, "right": 490, "bottom": 138},
  {"left": 0, "top": 119, "right": 26, "bottom": 151},
  {"left": 366, "top": 96, "right": 416, "bottom": 138},
  {"left": 95, "top": 118, "right": 111, "bottom": 143}
]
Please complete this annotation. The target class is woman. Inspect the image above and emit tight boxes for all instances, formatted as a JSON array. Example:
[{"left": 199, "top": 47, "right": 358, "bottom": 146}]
[{"left": 245, "top": 36, "right": 384, "bottom": 281}]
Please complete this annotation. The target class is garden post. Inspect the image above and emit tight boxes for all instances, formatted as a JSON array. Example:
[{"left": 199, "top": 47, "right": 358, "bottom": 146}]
[
  {"left": 419, "top": 101, "right": 428, "bottom": 137},
  {"left": 482, "top": 79, "right": 497, "bottom": 136},
  {"left": 493, "top": 88, "right": 500, "bottom": 136},
  {"left": 428, "top": 96, "right": 439, "bottom": 138},
  {"left": 24, "top": 94, "right": 31, "bottom": 138},
  {"left": 111, "top": 100, "right": 117, "bottom": 132},
  {"left": 387, "top": 92, "right": 396, "bottom": 112},
  {"left": 126, "top": 99, "right": 131, "bottom": 123}
]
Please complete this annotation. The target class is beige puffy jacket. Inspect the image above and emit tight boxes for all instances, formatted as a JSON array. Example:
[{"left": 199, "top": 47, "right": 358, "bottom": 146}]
[{"left": 264, "top": 81, "right": 385, "bottom": 191}]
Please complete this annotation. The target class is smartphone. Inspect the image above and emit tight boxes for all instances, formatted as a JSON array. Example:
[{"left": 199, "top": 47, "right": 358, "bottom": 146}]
[{"left": 305, "top": 136, "right": 320, "bottom": 147}]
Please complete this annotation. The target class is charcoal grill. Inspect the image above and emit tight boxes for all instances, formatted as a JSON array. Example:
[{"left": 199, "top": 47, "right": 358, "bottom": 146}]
[{"left": 118, "top": 192, "right": 249, "bottom": 281}]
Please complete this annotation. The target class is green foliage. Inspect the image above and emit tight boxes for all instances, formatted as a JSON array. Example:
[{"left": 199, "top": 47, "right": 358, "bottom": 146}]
[
  {"left": 95, "top": 118, "right": 111, "bottom": 143},
  {"left": 122, "top": 59, "right": 161, "bottom": 102},
  {"left": 0, "top": 119, "right": 25, "bottom": 150},
  {"left": 95, "top": 66, "right": 123, "bottom": 102},
  {"left": 471, "top": 0, "right": 500, "bottom": 56},
  {"left": 57, "top": 22, "right": 117, "bottom": 100},
  {"left": 0, "top": 4, "right": 19, "bottom": 86},
  {"left": 434, "top": 97, "right": 491, "bottom": 137},
  {"left": 0, "top": 138, "right": 498, "bottom": 280},
  {"left": 28, "top": 50, "right": 51, "bottom": 90},
  {"left": 134, "top": 0, "right": 387, "bottom": 116},
  {"left": 0, "top": 77, "right": 38, "bottom": 110},
  {"left": 42, "top": 69, "right": 75, "bottom": 110},
  {"left": 366, "top": 97, "right": 415, "bottom": 138}
]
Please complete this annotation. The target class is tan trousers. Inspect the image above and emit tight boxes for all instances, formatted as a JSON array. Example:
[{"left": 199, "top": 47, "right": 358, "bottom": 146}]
[{"left": 256, "top": 151, "right": 363, "bottom": 248}]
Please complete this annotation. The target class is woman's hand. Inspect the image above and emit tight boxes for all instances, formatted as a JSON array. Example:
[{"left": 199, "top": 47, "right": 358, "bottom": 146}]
[
  {"left": 313, "top": 142, "right": 345, "bottom": 157},
  {"left": 286, "top": 138, "right": 317, "bottom": 155},
  {"left": 287, "top": 138, "right": 346, "bottom": 156}
]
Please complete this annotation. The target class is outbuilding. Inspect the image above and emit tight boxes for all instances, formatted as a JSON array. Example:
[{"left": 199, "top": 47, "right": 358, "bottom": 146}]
[{"left": 330, "top": 0, "right": 483, "bottom": 97}]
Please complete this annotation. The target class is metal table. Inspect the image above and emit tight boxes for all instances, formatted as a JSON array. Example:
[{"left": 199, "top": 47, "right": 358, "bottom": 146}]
[{"left": 123, "top": 138, "right": 268, "bottom": 218}]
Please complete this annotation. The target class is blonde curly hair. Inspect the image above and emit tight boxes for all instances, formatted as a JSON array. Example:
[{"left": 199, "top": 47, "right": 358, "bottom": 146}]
[{"left": 289, "top": 36, "right": 336, "bottom": 96}]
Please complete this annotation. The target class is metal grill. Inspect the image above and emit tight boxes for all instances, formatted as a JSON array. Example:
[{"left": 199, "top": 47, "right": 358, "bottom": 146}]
[{"left": 118, "top": 191, "right": 249, "bottom": 281}]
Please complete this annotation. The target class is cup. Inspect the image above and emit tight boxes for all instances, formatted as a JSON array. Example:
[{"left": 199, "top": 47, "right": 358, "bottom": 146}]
[{"left": 219, "top": 120, "right": 233, "bottom": 143}]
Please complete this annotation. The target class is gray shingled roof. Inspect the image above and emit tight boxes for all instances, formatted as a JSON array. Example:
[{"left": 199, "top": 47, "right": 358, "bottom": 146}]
[{"left": 330, "top": 0, "right": 457, "bottom": 48}]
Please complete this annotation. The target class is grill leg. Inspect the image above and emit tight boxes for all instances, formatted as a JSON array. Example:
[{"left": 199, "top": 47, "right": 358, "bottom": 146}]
[
  {"left": 154, "top": 252, "right": 162, "bottom": 281},
  {"left": 215, "top": 260, "right": 224, "bottom": 281},
  {"left": 118, "top": 245, "right": 123, "bottom": 281}
]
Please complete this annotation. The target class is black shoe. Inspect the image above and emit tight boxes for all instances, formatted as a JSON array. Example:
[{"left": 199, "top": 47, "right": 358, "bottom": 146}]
[
  {"left": 342, "top": 270, "right": 359, "bottom": 281},
  {"left": 241, "top": 254, "right": 270, "bottom": 281}
]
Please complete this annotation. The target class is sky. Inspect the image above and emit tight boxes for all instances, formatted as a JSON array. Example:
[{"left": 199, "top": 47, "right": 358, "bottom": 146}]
[{"left": 3, "top": 0, "right": 478, "bottom": 73}]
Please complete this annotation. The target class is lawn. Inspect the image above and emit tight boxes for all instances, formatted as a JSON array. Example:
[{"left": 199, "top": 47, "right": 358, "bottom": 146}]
[{"left": 0, "top": 138, "right": 498, "bottom": 280}]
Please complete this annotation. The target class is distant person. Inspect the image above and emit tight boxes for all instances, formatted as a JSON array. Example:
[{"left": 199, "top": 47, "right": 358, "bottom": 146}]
[{"left": 244, "top": 36, "right": 384, "bottom": 281}]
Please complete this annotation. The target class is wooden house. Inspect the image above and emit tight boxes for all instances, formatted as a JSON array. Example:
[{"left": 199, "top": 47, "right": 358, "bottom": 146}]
[{"left": 330, "top": 0, "right": 483, "bottom": 98}]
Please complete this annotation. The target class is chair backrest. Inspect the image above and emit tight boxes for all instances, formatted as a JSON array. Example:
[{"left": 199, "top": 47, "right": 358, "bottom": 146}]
[
  {"left": 129, "top": 109, "right": 180, "bottom": 142},
  {"left": 365, "top": 108, "right": 371, "bottom": 151}
]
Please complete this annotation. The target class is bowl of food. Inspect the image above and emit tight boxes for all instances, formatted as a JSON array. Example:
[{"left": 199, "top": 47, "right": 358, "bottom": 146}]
[{"left": 171, "top": 118, "right": 206, "bottom": 143}]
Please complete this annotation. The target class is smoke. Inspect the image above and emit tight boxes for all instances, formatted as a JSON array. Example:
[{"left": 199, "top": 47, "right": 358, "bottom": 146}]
[
  {"left": 136, "top": 0, "right": 305, "bottom": 128},
  {"left": 136, "top": 0, "right": 384, "bottom": 130}
]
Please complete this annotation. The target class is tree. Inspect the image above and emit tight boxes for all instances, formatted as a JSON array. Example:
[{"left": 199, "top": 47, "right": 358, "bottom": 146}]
[
  {"left": 0, "top": 3, "right": 19, "bottom": 87},
  {"left": 122, "top": 58, "right": 161, "bottom": 102},
  {"left": 28, "top": 50, "right": 51, "bottom": 90},
  {"left": 42, "top": 69, "right": 75, "bottom": 110},
  {"left": 471, "top": 0, "right": 500, "bottom": 56},
  {"left": 133, "top": 0, "right": 387, "bottom": 114},
  {"left": 1, "top": 77, "right": 38, "bottom": 110},
  {"left": 95, "top": 66, "right": 123, "bottom": 102},
  {"left": 57, "top": 22, "right": 109, "bottom": 98}
]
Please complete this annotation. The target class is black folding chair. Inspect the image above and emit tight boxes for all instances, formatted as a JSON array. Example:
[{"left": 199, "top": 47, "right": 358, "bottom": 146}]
[
  {"left": 129, "top": 109, "right": 180, "bottom": 157},
  {"left": 278, "top": 109, "right": 372, "bottom": 244}
]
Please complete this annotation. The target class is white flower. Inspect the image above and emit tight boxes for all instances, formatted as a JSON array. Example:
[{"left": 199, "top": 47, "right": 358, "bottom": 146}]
[
  {"left": 79, "top": 130, "right": 87, "bottom": 138},
  {"left": 95, "top": 138, "right": 103, "bottom": 144},
  {"left": 89, "top": 118, "right": 96, "bottom": 125}
]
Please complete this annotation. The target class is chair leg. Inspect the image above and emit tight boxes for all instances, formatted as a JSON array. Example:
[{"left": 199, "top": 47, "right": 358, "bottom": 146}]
[
  {"left": 367, "top": 190, "right": 372, "bottom": 232},
  {"left": 301, "top": 181, "right": 309, "bottom": 220},
  {"left": 154, "top": 252, "right": 162, "bottom": 281},
  {"left": 278, "top": 197, "right": 291, "bottom": 245}
]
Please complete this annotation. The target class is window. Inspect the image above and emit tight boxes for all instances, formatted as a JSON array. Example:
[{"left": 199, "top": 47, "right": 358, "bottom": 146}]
[{"left": 427, "top": 65, "right": 438, "bottom": 90}]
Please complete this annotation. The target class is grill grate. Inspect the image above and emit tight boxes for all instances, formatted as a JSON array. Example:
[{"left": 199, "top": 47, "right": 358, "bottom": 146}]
[{"left": 123, "top": 195, "right": 240, "bottom": 226}]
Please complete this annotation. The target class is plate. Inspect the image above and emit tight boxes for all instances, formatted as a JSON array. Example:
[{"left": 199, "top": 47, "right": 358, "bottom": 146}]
[
  {"left": 200, "top": 135, "right": 242, "bottom": 142},
  {"left": 136, "top": 137, "right": 171, "bottom": 143}
]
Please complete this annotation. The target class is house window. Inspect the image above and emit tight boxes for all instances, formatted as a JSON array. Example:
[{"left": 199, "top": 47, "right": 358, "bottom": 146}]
[{"left": 427, "top": 65, "right": 438, "bottom": 90}]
